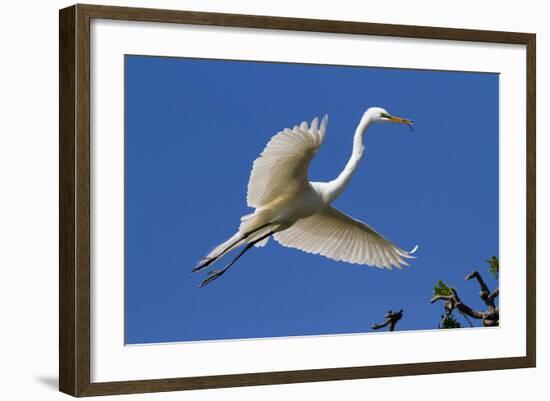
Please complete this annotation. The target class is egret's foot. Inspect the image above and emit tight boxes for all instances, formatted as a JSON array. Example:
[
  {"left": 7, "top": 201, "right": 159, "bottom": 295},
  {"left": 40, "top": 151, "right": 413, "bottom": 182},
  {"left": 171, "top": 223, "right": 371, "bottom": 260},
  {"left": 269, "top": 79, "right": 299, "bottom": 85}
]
[
  {"left": 192, "top": 257, "right": 215, "bottom": 272},
  {"left": 199, "top": 269, "right": 226, "bottom": 287}
]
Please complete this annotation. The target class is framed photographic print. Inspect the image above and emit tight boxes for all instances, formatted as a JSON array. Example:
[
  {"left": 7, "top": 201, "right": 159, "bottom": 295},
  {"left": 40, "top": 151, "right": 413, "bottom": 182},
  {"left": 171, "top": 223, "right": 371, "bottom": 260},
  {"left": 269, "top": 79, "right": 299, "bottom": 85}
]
[{"left": 59, "top": 3, "right": 536, "bottom": 397}]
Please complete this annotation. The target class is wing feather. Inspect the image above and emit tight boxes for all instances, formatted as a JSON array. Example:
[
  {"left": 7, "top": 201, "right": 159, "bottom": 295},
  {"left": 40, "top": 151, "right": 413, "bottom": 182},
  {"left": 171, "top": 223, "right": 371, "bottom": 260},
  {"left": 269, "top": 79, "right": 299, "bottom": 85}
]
[
  {"left": 246, "top": 116, "right": 328, "bottom": 208},
  {"left": 274, "top": 206, "right": 416, "bottom": 269}
]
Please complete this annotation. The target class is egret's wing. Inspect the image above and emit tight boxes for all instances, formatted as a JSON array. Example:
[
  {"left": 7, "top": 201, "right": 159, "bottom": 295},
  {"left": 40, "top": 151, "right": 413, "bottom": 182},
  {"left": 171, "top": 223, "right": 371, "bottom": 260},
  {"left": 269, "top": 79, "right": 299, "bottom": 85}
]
[
  {"left": 274, "top": 206, "right": 416, "bottom": 269},
  {"left": 247, "top": 116, "right": 328, "bottom": 208}
]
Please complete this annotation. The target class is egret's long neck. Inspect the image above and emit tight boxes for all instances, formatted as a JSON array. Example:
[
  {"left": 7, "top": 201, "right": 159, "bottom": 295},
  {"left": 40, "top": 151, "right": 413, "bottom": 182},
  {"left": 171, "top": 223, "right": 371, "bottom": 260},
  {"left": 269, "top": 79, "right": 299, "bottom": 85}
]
[{"left": 324, "top": 114, "right": 371, "bottom": 203}]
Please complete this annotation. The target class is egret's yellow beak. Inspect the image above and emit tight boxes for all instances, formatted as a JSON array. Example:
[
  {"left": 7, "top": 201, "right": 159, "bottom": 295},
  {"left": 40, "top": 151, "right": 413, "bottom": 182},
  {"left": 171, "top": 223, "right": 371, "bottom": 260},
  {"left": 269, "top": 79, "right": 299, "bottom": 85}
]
[
  {"left": 388, "top": 115, "right": 413, "bottom": 126},
  {"left": 388, "top": 114, "right": 414, "bottom": 131}
]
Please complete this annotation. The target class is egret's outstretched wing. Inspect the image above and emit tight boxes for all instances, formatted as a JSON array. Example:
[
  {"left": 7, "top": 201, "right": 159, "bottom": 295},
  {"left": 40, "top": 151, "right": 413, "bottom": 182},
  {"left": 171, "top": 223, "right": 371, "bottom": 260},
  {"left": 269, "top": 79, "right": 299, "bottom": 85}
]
[
  {"left": 274, "top": 206, "right": 416, "bottom": 269},
  {"left": 247, "top": 116, "right": 328, "bottom": 208}
]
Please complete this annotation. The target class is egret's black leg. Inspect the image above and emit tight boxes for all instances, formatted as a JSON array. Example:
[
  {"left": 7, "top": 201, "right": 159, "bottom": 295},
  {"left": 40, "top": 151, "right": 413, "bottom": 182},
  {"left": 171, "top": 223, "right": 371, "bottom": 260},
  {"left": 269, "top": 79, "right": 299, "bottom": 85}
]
[
  {"left": 192, "top": 223, "right": 272, "bottom": 272},
  {"left": 199, "top": 231, "right": 274, "bottom": 287}
]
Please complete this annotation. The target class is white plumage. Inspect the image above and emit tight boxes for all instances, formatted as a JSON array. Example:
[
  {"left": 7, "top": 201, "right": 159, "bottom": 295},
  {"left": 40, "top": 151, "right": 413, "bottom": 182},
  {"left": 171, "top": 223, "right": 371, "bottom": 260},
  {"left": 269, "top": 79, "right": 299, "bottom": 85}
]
[
  {"left": 246, "top": 117, "right": 327, "bottom": 209},
  {"left": 194, "top": 107, "right": 417, "bottom": 286},
  {"left": 275, "top": 206, "right": 416, "bottom": 269}
]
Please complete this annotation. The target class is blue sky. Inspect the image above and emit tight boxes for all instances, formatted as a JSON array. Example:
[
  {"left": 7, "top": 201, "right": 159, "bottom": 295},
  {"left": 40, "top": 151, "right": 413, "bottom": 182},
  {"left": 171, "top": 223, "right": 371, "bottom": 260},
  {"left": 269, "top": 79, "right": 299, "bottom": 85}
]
[{"left": 125, "top": 55, "right": 499, "bottom": 344}]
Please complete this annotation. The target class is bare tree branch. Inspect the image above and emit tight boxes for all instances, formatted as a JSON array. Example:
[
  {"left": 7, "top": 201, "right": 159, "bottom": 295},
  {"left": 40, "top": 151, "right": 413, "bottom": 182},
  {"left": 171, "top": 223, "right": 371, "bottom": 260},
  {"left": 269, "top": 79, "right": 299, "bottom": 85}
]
[
  {"left": 372, "top": 309, "right": 403, "bottom": 332},
  {"left": 430, "top": 295, "right": 452, "bottom": 304},
  {"left": 431, "top": 272, "right": 499, "bottom": 327},
  {"left": 488, "top": 288, "right": 499, "bottom": 304},
  {"left": 465, "top": 271, "right": 490, "bottom": 294},
  {"left": 465, "top": 270, "right": 496, "bottom": 308},
  {"left": 451, "top": 288, "right": 486, "bottom": 319}
]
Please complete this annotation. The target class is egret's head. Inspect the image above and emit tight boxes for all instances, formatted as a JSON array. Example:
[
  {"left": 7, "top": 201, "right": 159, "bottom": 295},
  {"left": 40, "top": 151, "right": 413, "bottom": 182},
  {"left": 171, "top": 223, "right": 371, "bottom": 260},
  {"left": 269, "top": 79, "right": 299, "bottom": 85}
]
[{"left": 366, "top": 107, "right": 414, "bottom": 130}]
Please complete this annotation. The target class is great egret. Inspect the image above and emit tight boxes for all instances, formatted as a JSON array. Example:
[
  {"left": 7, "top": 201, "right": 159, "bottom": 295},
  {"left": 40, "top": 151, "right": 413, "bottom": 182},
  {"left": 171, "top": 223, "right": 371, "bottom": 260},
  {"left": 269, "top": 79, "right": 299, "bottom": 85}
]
[{"left": 193, "top": 107, "right": 417, "bottom": 287}]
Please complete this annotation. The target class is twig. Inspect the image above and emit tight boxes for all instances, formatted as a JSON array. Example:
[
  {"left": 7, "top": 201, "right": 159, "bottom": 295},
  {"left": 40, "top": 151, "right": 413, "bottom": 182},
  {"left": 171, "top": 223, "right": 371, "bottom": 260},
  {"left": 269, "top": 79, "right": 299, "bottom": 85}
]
[{"left": 372, "top": 309, "right": 403, "bottom": 332}]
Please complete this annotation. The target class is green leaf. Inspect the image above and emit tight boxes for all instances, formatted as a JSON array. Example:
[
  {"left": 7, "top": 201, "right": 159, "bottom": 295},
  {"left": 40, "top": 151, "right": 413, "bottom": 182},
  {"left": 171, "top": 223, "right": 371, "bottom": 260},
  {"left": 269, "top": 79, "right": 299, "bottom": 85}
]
[
  {"left": 433, "top": 280, "right": 452, "bottom": 296},
  {"left": 440, "top": 313, "right": 461, "bottom": 329},
  {"left": 486, "top": 256, "right": 499, "bottom": 279}
]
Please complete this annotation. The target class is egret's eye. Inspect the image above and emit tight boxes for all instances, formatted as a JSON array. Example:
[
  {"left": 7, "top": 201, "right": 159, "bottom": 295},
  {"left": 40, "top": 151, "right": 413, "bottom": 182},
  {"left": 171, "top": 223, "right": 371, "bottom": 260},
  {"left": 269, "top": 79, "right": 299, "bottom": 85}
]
[{"left": 380, "top": 113, "right": 391, "bottom": 119}]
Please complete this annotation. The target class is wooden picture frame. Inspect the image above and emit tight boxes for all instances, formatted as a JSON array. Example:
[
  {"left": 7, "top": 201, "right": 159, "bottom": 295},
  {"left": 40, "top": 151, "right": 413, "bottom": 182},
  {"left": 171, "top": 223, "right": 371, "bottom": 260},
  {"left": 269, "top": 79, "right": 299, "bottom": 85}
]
[{"left": 59, "top": 3, "right": 536, "bottom": 397}]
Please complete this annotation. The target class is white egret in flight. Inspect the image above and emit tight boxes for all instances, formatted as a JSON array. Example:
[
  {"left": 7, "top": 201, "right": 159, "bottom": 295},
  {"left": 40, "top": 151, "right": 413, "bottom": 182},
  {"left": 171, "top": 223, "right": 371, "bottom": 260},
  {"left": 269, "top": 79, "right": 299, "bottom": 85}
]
[{"left": 193, "top": 107, "right": 417, "bottom": 287}]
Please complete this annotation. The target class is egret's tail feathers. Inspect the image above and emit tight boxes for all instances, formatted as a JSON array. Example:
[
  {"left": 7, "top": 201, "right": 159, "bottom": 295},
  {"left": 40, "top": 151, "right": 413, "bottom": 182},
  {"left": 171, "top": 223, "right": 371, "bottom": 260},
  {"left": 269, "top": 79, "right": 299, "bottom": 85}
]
[
  {"left": 192, "top": 231, "right": 243, "bottom": 272},
  {"left": 254, "top": 236, "right": 270, "bottom": 247},
  {"left": 207, "top": 232, "right": 244, "bottom": 259},
  {"left": 240, "top": 213, "right": 271, "bottom": 247},
  {"left": 248, "top": 225, "right": 275, "bottom": 248},
  {"left": 193, "top": 221, "right": 279, "bottom": 272},
  {"left": 240, "top": 212, "right": 255, "bottom": 222}
]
